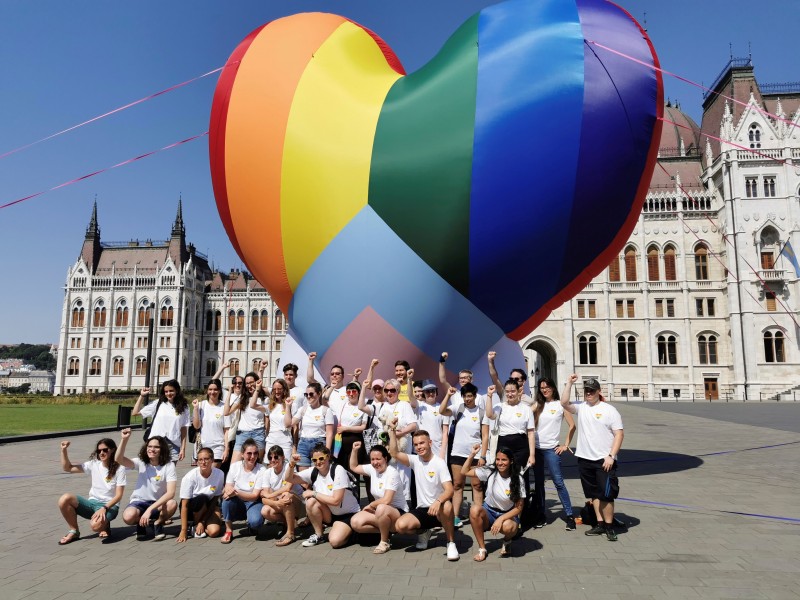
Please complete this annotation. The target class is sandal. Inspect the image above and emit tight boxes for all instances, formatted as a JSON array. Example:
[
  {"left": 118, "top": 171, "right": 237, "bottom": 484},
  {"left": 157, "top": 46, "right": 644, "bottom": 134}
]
[
  {"left": 275, "top": 535, "right": 297, "bottom": 547},
  {"left": 373, "top": 540, "right": 391, "bottom": 554},
  {"left": 500, "top": 540, "right": 511, "bottom": 557},
  {"left": 473, "top": 547, "right": 488, "bottom": 562},
  {"left": 220, "top": 531, "right": 233, "bottom": 544},
  {"left": 59, "top": 529, "right": 80, "bottom": 545},
  {"left": 98, "top": 530, "right": 110, "bottom": 539}
]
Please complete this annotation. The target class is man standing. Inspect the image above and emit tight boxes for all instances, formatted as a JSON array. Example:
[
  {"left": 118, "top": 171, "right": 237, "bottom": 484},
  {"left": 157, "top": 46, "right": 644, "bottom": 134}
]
[
  {"left": 389, "top": 423, "right": 459, "bottom": 561},
  {"left": 561, "top": 375, "right": 624, "bottom": 541}
]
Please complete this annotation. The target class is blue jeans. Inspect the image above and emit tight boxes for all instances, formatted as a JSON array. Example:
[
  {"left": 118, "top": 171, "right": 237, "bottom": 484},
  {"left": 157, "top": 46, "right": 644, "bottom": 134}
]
[
  {"left": 534, "top": 447, "right": 573, "bottom": 517},
  {"left": 297, "top": 436, "right": 326, "bottom": 467},
  {"left": 221, "top": 497, "right": 263, "bottom": 530}
]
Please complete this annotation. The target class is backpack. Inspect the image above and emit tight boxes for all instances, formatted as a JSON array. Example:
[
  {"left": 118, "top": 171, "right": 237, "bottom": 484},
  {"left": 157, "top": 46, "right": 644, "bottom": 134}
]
[{"left": 309, "top": 462, "right": 358, "bottom": 506}]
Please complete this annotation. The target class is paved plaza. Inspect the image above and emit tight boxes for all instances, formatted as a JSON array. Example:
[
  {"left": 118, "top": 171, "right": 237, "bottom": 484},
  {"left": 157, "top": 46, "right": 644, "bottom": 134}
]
[{"left": 0, "top": 401, "right": 798, "bottom": 600}]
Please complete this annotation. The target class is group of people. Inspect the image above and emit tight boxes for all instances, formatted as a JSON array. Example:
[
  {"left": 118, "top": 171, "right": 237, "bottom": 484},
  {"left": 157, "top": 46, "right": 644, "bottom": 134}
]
[{"left": 57, "top": 350, "right": 625, "bottom": 559}]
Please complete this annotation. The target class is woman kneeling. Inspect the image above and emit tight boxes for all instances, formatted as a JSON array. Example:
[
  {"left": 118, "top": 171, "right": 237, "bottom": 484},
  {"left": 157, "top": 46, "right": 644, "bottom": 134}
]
[
  {"left": 176, "top": 447, "right": 224, "bottom": 542},
  {"left": 260, "top": 446, "right": 306, "bottom": 547},
  {"left": 461, "top": 444, "right": 524, "bottom": 561}
]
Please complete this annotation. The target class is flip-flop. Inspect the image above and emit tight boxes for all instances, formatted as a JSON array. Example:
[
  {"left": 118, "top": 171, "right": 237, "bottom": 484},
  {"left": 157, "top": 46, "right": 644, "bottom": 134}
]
[
  {"left": 59, "top": 530, "right": 80, "bottom": 545},
  {"left": 98, "top": 530, "right": 110, "bottom": 540},
  {"left": 220, "top": 531, "right": 233, "bottom": 544},
  {"left": 473, "top": 548, "right": 488, "bottom": 562},
  {"left": 275, "top": 535, "right": 297, "bottom": 547},
  {"left": 500, "top": 540, "right": 511, "bottom": 557}
]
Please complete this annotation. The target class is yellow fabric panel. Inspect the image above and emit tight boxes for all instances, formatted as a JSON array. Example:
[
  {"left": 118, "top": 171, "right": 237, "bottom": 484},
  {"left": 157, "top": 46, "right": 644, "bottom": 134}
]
[{"left": 281, "top": 21, "right": 403, "bottom": 289}]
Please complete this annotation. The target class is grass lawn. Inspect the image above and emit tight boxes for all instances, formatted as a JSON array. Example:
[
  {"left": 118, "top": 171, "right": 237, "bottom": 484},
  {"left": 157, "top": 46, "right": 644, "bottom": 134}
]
[{"left": 0, "top": 404, "right": 140, "bottom": 437}]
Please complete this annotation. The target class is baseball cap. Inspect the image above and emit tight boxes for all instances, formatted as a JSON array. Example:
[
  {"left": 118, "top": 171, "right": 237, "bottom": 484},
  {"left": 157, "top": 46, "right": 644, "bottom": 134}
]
[
  {"left": 371, "top": 379, "right": 385, "bottom": 389},
  {"left": 584, "top": 378, "right": 601, "bottom": 392}
]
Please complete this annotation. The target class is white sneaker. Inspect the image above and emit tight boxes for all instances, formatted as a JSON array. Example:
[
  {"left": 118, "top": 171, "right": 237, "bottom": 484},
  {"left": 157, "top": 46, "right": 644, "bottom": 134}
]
[
  {"left": 415, "top": 529, "right": 432, "bottom": 550},
  {"left": 446, "top": 542, "right": 459, "bottom": 561},
  {"left": 302, "top": 533, "right": 325, "bottom": 547}
]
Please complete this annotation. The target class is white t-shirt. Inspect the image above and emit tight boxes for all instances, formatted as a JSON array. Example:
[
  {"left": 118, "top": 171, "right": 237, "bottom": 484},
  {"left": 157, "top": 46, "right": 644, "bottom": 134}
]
[
  {"left": 223, "top": 392, "right": 241, "bottom": 430},
  {"left": 140, "top": 401, "right": 190, "bottom": 447},
  {"left": 296, "top": 464, "right": 360, "bottom": 515},
  {"left": 237, "top": 397, "right": 266, "bottom": 431},
  {"left": 326, "top": 387, "right": 347, "bottom": 419},
  {"left": 536, "top": 402, "right": 565, "bottom": 449},
  {"left": 407, "top": 454, "right": 451, "bottom": 508},
  {"left": 575, "top": 401, "right": 623, "bottom": 461},
  {"left": 377, "top": 401, "right": 417, "bottom": 431},
  {"left": 300, "top": 404, "right": 334, "bottom": 439},
  {"left": 288, "top": 386, "right": 305, "bottom": 411},
  {"left": 225, "top": 461, "right": 265, "bottom": 493},
  {"left": 475, "top": 466, "right": 525, "bottom": 512},
  {"left": 257, "top": 463, "right": 304, "bottom": 497},
  {"left": 416, "top": 402, "right": 449, "bottom": 453},
  {"left": 490, "top": 402, "right": 535, "bottom": 436},
  {"left": 198, "top": 400, "right": 226, "bottom": 457},
  {"left": 450, "top": 391, "right": 487, "bottom": 411},
  {"left": 338, "top": 402, "right": 366, "bottom": 429},
  {"left": 179, "top": 467, "right": 224, "bottom": 499},
  {"left": 449, "top": 405, "right": 488, "bottom": 458},
  {"left": 361, "top": 464, "right": 408, "bottom": 511},
  {"left": 265, "top": 401, "right": 297, "bottom": 451},
  {"left": 129, "top": 458, "right": 177, "bottom": 503},
  {"left": 81, "top": 459, "right": 127, "bottom": 503}
]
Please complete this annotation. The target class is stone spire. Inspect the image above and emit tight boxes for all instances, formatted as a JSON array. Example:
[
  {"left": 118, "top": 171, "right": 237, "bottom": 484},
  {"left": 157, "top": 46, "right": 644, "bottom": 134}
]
[
  {"left": 80, "top": 200, "right": 102, "bottom": 273},
  {"left": 168, "top": 196, "right": 189, "bottom": 266}
]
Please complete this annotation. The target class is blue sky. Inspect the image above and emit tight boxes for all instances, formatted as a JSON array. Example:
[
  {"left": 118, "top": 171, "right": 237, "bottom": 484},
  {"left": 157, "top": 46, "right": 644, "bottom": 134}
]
[{"left": 1, "top": 0, "right": 797, "bottom": 344}]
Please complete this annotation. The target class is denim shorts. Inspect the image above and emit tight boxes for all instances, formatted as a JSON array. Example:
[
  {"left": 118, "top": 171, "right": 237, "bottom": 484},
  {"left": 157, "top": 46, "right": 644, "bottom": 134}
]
[
  {"left": 297, "top": 436, "right": 326, "bottom": 467},
  {"left": 482, "top": 502, "right": 519, "bottom": 527},
  {"left": 76, "top": 496, "right": 119, "bottom": 521},
  {"left": 235, "top": 428, "right": 266, "bottom": 452}
]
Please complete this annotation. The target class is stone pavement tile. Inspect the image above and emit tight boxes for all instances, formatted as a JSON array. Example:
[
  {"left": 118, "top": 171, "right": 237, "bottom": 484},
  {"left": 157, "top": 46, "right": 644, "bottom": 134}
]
[
  {"left": 30, "top": 580, "right": 96, "bottom": 594},
  {"left": 294, "top": 581, "right": 333, "bottom": 594},
  {"left": 239, "top": 592, "right": 308, "bottom": 600},
  {"left": 15, "top": 593, "right": 63, "bottom": 600},
  {"left": 314, "top": 583, "right": 361, "bottom": 595},
  {"left": 174, "top": 589, "right": 245, "bottom": 600},
  {"left": 762, "top": 588, "right": 800, "bottom": 600},
  {"left": 419, "top": 587, "right": 456, "bottom": 599}
]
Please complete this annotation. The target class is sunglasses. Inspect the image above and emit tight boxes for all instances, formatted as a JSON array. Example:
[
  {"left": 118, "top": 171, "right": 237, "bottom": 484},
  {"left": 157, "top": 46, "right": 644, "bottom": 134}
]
[
  {"left": 267, "top": 454, "right": 281, "bottom": 461},
  {"left": 311, "top": 457, "right": 327, "bottom": 464},
  {"left": 330, "top": 372, "right": 343, "bottom": 377},
  {"left": 346, "top": 389, "right": 359, "bottom": 394},
  {"left": 304, "top": 392, "right": 317, "bottom": 398},
  {"left": 197, "top": 457, "right": 213, "bottom": 462},
  {"left": 97, "top": 447, "right": 110, "bottom": 454},
  {"left": 511, "top": 376, "right": 523, "bottom": 381},
  {"left": 383, "top": 388, "right": 397, "bottom": 393}
]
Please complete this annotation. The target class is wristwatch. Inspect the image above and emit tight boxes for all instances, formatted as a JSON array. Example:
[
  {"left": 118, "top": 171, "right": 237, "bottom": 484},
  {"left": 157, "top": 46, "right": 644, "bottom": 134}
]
[{"left": 607, "top": 454, "right": 617, "bottom": 461}]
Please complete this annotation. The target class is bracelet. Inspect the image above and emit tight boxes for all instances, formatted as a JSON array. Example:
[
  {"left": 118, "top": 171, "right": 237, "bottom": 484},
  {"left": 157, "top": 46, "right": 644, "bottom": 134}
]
[
  {"left": 479, "top": 456, "right": 486, "bottom": 460},
  {"left": 439, "top": 356, "right": 446, "bottom": 363}
]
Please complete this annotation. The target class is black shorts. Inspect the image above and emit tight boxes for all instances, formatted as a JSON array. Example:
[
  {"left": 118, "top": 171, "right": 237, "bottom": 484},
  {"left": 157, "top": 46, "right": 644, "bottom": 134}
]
[
  {"left": 185, "top": 494, "right": 216, "bottom": 515},
  {"left": 578, "top": 457, "right": 619, "bottom": 502},
  {"left": 327, "top": 512, "right": 355, "bottom": 527},
  {"left": 409, "top": 505, "right": 443, "bottom": 530},
  {"left": 449, "top": 455, "right": 467, "bottom": 467}
]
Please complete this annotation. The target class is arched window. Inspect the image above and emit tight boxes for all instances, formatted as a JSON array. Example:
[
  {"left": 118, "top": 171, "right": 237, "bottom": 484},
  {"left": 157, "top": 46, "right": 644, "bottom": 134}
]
[
  {"left": 760, "top": 226, "right": 779, "bottom": 270},
  {"left": 195, "top": 302, "right": 200, "bottom": 329},
  {"left": 93, "top": 301, "right": 107, "bottom": 328},
  {"left": 71, "top": 301, "right": 85, "bottom": 328},
  {"left": 237, "top": 310, "right": 245, "bottom": 331},
  {"left": 112, "top": 357, "right": 124, "bottom": 375},
  {"left": 205, "top": 310, "right": 213, "bottom": 331},
  {"left": 135, "top": 357, "right": 148, "bottom": 376},
  {"left": 578, "top": 335, "right": 598, "bottom": 365},
  {"left": 617, "top": 335, "right": 637, "bottom": 365},
  {"left": 214, "top": 310, "right": 222, "bottom": 331},
  {"left": 260, "top": 309, "right": 269, "bottom": 331},
  {"left": 764, "top": 331, "right": 786, "bottom": 363},
  {"left": 158, "top": 357, "right": 170, "bottom": 377},
  {"left": 647, "top": 246, "right": 660, "bottom": 281},
  {"left": 115, "top": 300, "right": 129, "bottom": 327},
  {"left": 138, "top": 301, "right": 151, "bottom": 327},
  {"left": 89, "top": 357, "right": 102, "bottom": 376},
  {"left": 624, "top": 246, "right": 637, "bottom": 281},
  {"left": 694, "top": 244, "right": 709, "bottom": 280},
  {"left": 657, "top": 335, "right": 677, "bottom": 365},
  {"left": 160, "top": 300, "right": 174, "bottom": 327},
  {"left": 698, "top": 334, "right": 718, "bottom": 365},
  {"left": 230, "top": 359, "right": 240, "bottom": 377},
  {"left": 67, "top": 357, "right": 80, "bottom": 375},
  {"left": 274, "top": 310, "right": 284, "bottom": 331},
  {"left": 227, "top": 310, "right": 236, "bottom": 331},
  {"left": 251, "top": 310, "right": 260, "bottom": 331},
  {"left": 748, "top": 123, "right": 761, "bottom": 149},
  {"left": 205, "top": 359, "right": 217, "bottom": 377},
  {"left": 252, "top": 359, "right": 261, "bottom": 372},
  {"left": 608, "top": 256, "right": 620, "bottom": 282},
  {"left": 664, "top": 245, "right": 677, "bottom": 281}
]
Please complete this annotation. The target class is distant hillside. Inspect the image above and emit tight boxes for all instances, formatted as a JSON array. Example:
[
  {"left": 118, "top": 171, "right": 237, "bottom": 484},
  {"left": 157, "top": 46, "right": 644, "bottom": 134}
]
[{"left": 0, "top": 344, "right": 56, "bottom": 371}]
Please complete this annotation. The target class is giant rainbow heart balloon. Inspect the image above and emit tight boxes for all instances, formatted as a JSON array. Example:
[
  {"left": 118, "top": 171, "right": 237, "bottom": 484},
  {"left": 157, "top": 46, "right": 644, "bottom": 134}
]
[{"left": 209, "top": 0, "right": 662, "bottom": 383}]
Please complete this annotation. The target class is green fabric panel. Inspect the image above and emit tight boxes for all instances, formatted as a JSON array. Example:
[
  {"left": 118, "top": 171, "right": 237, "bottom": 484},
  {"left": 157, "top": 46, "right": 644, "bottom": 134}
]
[{"left": 368, "top": 15, "right": 478, "bottom": 295}]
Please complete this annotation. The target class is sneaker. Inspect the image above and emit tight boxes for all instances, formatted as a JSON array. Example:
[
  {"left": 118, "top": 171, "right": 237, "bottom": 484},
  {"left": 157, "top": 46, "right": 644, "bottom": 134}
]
[
  {"left": 453, "top": 517, "right": 463, "bottom": 528},
  {"left": 446, "top": 541, "right": 459, "bottom": 561},
  {"left": 415, "top": 529, "right": 433, "bottom": 550},
  {"left": 153, "top": 523, "right": 166, "bottom": 541},
  {"left": 136, "top": 525, "right": 148, "bottom": 541},
  {"left": 605, "top": 527, "right": 618, "bottom": 542},
  {"left": 585, "top": 524, "right": 605, "bottom": 536},
  {"left": 302, "top": 533, "right": 325, "bottom": 547},
  {"left": 565, "top": 517, "right": 576, "bottom": 532},
  {"left": 533, "top": 519, "right": 546, "bottom": 529}
]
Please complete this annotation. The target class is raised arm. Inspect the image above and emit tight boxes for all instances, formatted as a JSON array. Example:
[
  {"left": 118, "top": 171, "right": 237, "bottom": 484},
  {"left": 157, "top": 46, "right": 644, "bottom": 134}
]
[
  {"left": 306, "top": 352, "right": 319, "bottom": 385},
  {"left": 351, "top": 367, "right": 362, "bottom": 384},
  {"left": 561, "top": 374, "right": 578, "bottom": 414},
  {"left": 357, "top": 375, "right": 372, "bottom": 415},
  {"left": 191, "top": 399, "right": 201, "bottom": 429},
  {"left": 406, "top": 367, "right": 418, "bottom": 409},
  {"left": 460, "top": 443, "right": 481, "bottom": 478},
  {"left": 212, "top": 359, "right": 231, "bottom": 381},
  {"left": 131, "top": 387, "right": 150, "bottom": 417},
  {"left": 284, "top": 396, "right": 296, "bottom": 428},
  {"left": 484, "top": 385, "right": 497, "bottom": 420},
  {"left": 439, "top": 386, "right": 456, "bottom": 417},
  {"left": 365, "top": 358, "right": 378, "bottom": 386},
  {"left": 487, "top": 351, "right": 502, "bottom": 391},
  {"left": 60, "top": 440, "right": 83, "bottom": 473},
  {"left": 116, "top": 428, "right": 136, "bottom": 469},
  {"left": 249, "top": 383, "right": 267, "bottom": 413},
  {"left": 388, "top": 418, "right": 410, "bottom": 467},
  {"left": 349, "top": 441, "right": 366, "bottom": 476},
  {"left": 438, "top": 351, "right": 450, "bottom": 386}
]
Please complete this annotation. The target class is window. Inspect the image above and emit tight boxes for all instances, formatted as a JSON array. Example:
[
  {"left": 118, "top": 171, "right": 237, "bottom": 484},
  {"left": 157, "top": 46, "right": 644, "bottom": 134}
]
[
  {"left": 764, "top": 177, "right": 776, "bottom": 197},
  {"left": 766, "top": 293, "right": 777, "bottom": 312},
  {"left": 228, "top": 340, "right": 234, "bottom": 351},
  {"left": 92, "top": 337, "right": 103, "bottom": 349},
  {"left": 657, "top": 335, "right": 677, "bottom": 365},
  {"left": 698, "top": 335, "right": 718, "bottom": 365},
  {"left": 237, "top": 310, "right": 245, "bottom": 331},
  {"left": 160, "top": 301, "right": 174, "bottom": 327},
  {"left": 664, "top": 246, "right": 677, "bottom": 281},
  {"left": 260, "top": 340, "right": 266, "bottom": 351},
  {"left": 251, "top": 310, "right": 260, "bottom": 331},
  {"left": 696, "top": 298, "right": 716, "bottom": 317},
  {"left": 761, "top": 251, "right": 775, "bottom": 270},
  {"left": 214, "top": 311, "right": 222, "bottom": 331},
  {"left": 745, "top": 177, "right": 758, "bottom": 198},
  {"left": 114, "top": 337, "right": 125, "bottom": 348},
  {"left": 89, "top": 358, "right": 102, "bottom": 376},
  {"left": 71, "top": 303, "right": 85, "bottom": 327},
  {"left": 205, "top": 310, "right": 214, "bottom": 331},
  {"left": 695, "top": 244, "right": 709, "bottom": 280},
  {"left": 764, "top": 331, "right": 786, "bottom": 363},
  {"left": 748, "top": 124, "right": 761, "bottom": 148},
  {"left": 158, "top": 357, "right": 170, "bottom": 377},
  {"left": 655, "top": 298, "right": 675, "bottom": 318},
  {"left": 93, "top": 304, "right": 107, "bottom": 328},
  {"left": 230, "top": 359, "right": 240, "bottom": 377},
  {"left": 624, "top": 246, "right": 637, "bottom": 281},
  {"left": 236, "top": 340, "right": 242, "bottom": 351},
  {"left": 647, "top": 246, "right": 659, "bottom": 281},
  {"left": 617, "top": 335, "right": 637, "bottom": 365},
  {"left": 615, "top": 300, "right": 635, "bottom": 318},
  {"left": 135, "top": 357, "right": 148, "bottom": 376},
  {"left": 136, "top": 336, "right": 147, "bottom": 349},
  {"left": 115, "top": 303, "right": 129, "bottom": 327},
  {"left": 205, "top": 340, "right": 211, "bottom": 351},
  {"left": 251, "top": 340, "right": 257, "bottom": 351},
  {"left": 577, "top": 300, "right": 596, "bottom": 318},
  {"left": 67, "top": 358, "right": 80, "bottom": 376},
  {"left": 112, "top": 358, "right": 124, "bottom": 375},
  {"left": 707, "top": 298, "right": 715, "bottom": 316},
  {"left": 608, "top": 256, "right": 620, "bottom": 282},
  {"left": 252, "top": 359, "right": 261, "bottom": 372},
  {"left": 274, "top": 310, "right": 284, "bottom": 331},
  {"left": 205, "top": 359, "right": 217, "bottom": 377},
  {"left": 227, "top": 310, "right": 236, "bottom": 331},
  {"left": 275, "top": 340, "right": 281, "bottom": 351},
  {"left": 578, "top": 335, "right": 598, "bottom": 365},
  {"left": 214, "top": 341, "right": 219, "bottom": 351}
]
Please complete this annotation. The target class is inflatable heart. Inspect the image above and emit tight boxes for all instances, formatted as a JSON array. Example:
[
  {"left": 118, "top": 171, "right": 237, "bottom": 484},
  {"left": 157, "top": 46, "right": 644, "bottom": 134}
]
[{"left": 209, "top": 0, "right": 662, "bottom": 383}]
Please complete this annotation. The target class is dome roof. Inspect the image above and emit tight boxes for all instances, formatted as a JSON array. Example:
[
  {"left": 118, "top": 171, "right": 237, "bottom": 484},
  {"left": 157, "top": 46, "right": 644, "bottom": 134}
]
[{"left": 660, "top": 102, "right": 701, "bottom": 157}]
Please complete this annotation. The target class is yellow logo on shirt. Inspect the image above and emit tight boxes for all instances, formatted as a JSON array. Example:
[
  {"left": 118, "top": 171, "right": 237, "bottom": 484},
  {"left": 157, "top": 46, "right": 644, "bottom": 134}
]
[
  {"left": 105, "top": 476, "right": 112, "bottom": 483},
  {"left": 433, "top": 411, "right": 439, "bottom": 416},
  {"left": 471, "top": 416, "right": 478, "bottom": 422},
  {"left": 515, "top": 413, "right": 522, "bottom": 418},
  {"left": 215, "top": 413, "right": 222, "bottom": 419},
  {"left": 327, "top": 484, "right": 333, "bottom": 491},
  {"left": 504, "top": 489, "right": 511, "bottom": 496},
  {"left": 248, "top": 480, "right": 255, "bottom": 488},
  {"left": 378, "top": 482, "right": 384, "bottom": 490},
  {"left": 154, "top": 475, "right": 162, "bottom": 482},
  {"left": 314, "top": 416, "right": 321, "bottom": 421},
  {"left": 210, "top": 486, "right": 217, "bottom": 492},
  {"left": 427, "top": 471, "right": 435, "bottom": 478},
  {"left": 550, "top": 409, "right": 557, "bottom": 415},
  {"left": 353, "top": 412, "right": 360, "bottom": 418},
  {"left": 595, "top": 413, "right": 603, "bottom": 419}
]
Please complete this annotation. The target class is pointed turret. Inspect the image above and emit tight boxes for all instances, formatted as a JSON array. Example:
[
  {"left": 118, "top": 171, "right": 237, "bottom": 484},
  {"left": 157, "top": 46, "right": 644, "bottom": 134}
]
[
  {"left": 168, "top": 196, "right": 189, "bottom": 266},
  {"left": 80, "top": 200, "right": 102, "bottom": 273}
]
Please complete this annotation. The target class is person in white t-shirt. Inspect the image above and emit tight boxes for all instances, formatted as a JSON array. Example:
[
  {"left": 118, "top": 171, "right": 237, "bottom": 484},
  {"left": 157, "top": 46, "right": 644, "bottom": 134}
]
[
  {"left": 488, "top": 351, "right": 533, "bottom": 406},
  {"left": 389, "top": 425, "right": 460, "bottom": 562},
  {"left": 414, "top": 381, "right": 449, "bottom": 458},
  {"left": 532, "top": 377, "right": 576, "bottom": 531},
  {"left": 220, "top": 438, "right": 265, "bottom": 543},
  {"left": 461, "top": 444, "right": 525, "bottom": 561},
  {"left": 116, "top": 428, "right": 178, "bottom": 541},
  {"left": 133, "top": 380, "right": 190, "bottom": 462},
  {"left": 176, "top": 447, "right": 224, "bottom": 542},
  {"left": 287, "top": 383, "right": 335, "bottom": 469},
  {"left": 349, "top": 442, "right": 408, "bottom": 554},
  {"left": 259, "top": 445, "right": 306, "bottom": 547},
  {"left": 192, "top": 379, "right": 228, "bottom": 465},
  {"left": 306, "top": 352, "right": 350, "bottom": 412},
  {"left": 561, "top": 375, "right": 624, "bottom": 542},
  {"left": 438, "top": 352, "right": 486, "bottom": 410},
  {"left": 248, "top": 378, "right": 296, "bottom": 459},
  {"left": 285, "top": 444, "right": 360, "bottom": 549},
  {"left": 224, "top": 370, "right": 268, "bottom": 462},
  {"left": 57, "top": 437, "right": 126, "bottom": 544}
]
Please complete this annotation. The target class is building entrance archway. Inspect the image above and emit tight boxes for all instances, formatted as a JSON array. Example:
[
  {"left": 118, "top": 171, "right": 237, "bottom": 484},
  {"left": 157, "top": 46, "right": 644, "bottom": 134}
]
[{"left": 524, "top": 340, "right": 558, "bottom": 387}]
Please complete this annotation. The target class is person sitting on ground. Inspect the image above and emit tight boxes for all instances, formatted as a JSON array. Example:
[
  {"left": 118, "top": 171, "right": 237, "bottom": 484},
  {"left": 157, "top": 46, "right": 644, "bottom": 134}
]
[
  {"left": 116, "top": 428, "right": 177, "bottom": 541},
  {"left": 349, "top": 442, "right": 408, "bottom": 554},
  {"left": 259, "top": 445, "right": 306, "bottom": 547},
  {"left": 176, "top": 447, "right": 224, "bottom": 542},
  {"left": 388, "top": 423, "right": 460, "bottom": 562},
  {"left": 220, "top": 438, "right": 264, "bottom": 543},
  {"left": 285, "top": 443, "right": 361, "bottom": 549},
  {"left": 461, "top": 444, "right": 525, "bottom": 561},
  {"left": 57, "top": 437, "right": 126, "bottom": 544}
]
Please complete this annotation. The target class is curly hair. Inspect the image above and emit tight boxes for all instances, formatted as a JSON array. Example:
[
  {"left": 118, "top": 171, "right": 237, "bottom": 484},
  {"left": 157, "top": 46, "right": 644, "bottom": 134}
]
[
  {"left": 139, "top": 435, "right": 171, "bottom": 465},
  {"left": 533, "top": 377, "right": 559, "bottom": 425},
  {"left": 492, "top": 447, "right": 522, "bottom": 503},
  {"left": 160, "top": 379, "right": 188, "bottom": 415},
  {"left": 91, "top": 437, "right": 120, "bottom": 479}
]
